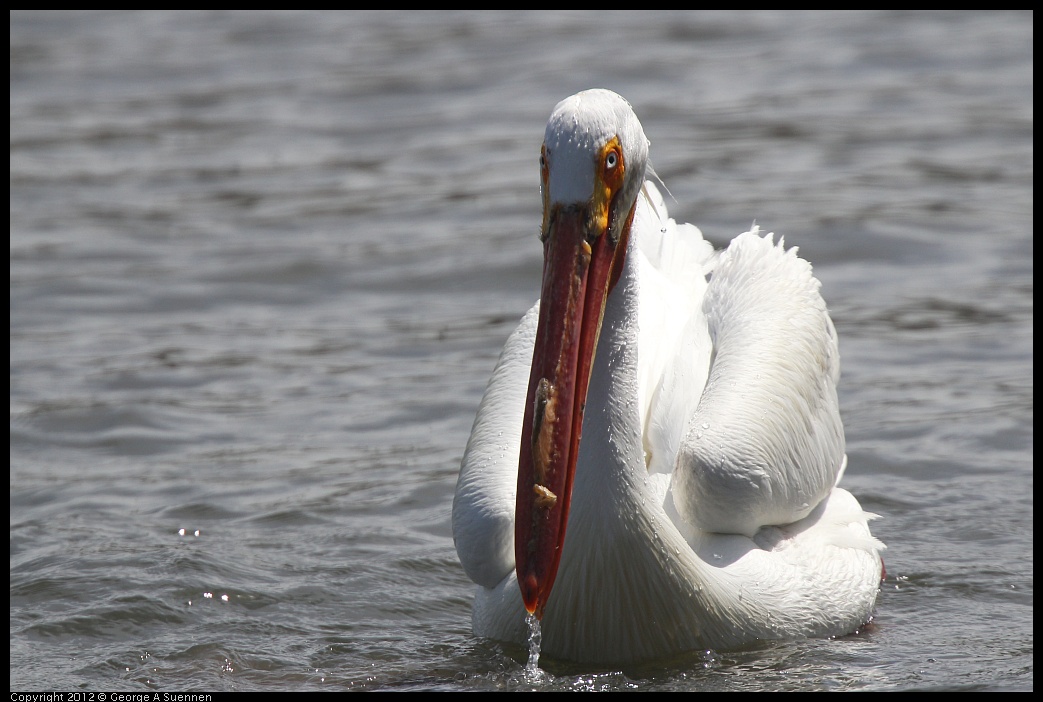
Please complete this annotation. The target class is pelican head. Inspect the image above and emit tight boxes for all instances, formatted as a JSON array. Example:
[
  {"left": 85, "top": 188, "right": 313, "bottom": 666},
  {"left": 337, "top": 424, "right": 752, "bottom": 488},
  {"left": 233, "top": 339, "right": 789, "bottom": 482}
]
[{"left": 515, "top": 89, "right": 650, "bottom": 618}]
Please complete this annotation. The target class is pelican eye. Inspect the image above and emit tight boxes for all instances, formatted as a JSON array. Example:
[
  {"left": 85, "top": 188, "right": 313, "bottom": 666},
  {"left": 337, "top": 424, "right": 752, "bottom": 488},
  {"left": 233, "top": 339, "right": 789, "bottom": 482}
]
[{"left": 605, "top": 150, "right": 618, "bottom": 169}]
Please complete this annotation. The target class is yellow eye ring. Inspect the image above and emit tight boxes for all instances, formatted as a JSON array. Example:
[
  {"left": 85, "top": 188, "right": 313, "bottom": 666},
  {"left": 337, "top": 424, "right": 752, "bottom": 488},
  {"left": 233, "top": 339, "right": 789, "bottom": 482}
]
[{"left": 599, "top": 138, "right": 624, "bottom": 193}]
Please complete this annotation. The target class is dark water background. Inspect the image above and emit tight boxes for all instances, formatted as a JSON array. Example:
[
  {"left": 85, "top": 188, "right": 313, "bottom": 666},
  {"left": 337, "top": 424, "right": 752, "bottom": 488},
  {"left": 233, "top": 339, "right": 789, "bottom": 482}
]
[{"left": 10, "top": 11, "right": 1032, "bottom": 691}]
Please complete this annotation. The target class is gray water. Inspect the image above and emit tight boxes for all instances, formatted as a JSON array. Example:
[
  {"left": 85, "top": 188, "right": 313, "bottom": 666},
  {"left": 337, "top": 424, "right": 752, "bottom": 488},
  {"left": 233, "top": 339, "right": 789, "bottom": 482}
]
[{"left": 10, "top": 11, "right": 1032, "bottom": 692}]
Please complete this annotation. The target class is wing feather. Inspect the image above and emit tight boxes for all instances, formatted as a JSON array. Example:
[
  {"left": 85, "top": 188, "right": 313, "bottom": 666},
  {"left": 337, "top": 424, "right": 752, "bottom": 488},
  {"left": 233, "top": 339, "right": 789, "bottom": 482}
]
[{"left": 672, "top": 229, "right": 845, "bottom": 536}]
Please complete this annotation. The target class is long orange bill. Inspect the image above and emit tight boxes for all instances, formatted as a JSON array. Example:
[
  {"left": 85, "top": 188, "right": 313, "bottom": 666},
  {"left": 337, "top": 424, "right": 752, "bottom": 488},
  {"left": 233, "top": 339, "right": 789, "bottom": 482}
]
[{"left": 514, "top": 201, "right": 632, "bottom": 619}]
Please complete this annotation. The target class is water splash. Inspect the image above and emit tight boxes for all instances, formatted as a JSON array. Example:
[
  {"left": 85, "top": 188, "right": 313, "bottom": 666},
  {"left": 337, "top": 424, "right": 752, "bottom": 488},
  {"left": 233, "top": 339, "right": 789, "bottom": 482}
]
[
  {"left": 523, "top": 612, "right": 549, "bottom": 683},
  {"left": 525, "top": 612, "right": 542, "bottom": 670}
]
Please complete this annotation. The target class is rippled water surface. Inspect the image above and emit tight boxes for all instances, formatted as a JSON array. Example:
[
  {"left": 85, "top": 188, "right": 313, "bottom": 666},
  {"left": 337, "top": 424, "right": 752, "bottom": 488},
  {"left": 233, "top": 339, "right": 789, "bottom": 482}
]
[{"left": 10, "top": 11, "right": 1032, "bottom": 691}]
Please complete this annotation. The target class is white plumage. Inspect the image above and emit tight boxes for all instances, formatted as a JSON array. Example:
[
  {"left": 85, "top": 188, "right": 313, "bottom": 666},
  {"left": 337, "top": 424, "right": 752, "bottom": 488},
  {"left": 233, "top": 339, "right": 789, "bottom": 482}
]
[{"left": 453, "top": 90, "right": 884, "bottom": 665}]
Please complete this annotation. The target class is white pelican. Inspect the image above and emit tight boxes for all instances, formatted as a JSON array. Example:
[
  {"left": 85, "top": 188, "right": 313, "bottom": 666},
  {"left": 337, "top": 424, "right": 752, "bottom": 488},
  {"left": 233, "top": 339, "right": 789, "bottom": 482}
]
[{"left": 452, "top": 89, "right": 884, "bottom": 665}]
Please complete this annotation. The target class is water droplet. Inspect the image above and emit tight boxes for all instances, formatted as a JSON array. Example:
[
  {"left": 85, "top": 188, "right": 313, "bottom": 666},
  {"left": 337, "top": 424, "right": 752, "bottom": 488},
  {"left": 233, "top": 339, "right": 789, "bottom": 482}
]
[{"left": 523, "top": 612, "right": 549, "bottom": 684}]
